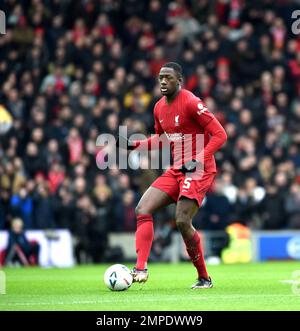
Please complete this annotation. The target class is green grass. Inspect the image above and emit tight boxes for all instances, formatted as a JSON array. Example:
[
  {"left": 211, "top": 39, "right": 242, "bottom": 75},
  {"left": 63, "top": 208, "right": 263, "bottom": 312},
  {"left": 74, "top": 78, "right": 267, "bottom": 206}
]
[{"left": 0, "top": 262, "right": 300, "bottom": 311}]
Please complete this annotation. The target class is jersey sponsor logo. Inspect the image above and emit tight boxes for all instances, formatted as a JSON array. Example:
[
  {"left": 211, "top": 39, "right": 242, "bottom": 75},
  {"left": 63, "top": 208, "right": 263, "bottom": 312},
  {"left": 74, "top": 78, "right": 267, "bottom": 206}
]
[
  {"left": 175, "top": 115, "right": 180, "bottom": 126},
  {"left": 197, "top": 102, "right": 207, "bottom": 115},
  {"left": 164, "top": 132, "right": 184, "bottom": 141}
]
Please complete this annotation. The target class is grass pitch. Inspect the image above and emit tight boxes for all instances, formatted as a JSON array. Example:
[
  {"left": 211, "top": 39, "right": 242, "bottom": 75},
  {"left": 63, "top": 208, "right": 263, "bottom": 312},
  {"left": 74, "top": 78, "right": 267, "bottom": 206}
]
[{"left": 1, "top": 261, "right": 300, "bottom": 311}]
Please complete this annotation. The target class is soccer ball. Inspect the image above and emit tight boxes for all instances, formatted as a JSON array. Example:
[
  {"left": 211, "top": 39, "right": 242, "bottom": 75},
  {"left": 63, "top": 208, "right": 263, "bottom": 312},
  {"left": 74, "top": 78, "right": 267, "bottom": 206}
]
[{"left": 104, "top": 264, "right": 133, "bottom": 291}]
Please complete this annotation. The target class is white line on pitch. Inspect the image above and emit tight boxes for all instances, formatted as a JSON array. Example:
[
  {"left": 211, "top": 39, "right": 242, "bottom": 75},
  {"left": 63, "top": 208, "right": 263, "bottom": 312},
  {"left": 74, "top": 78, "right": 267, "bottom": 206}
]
[
  {"left": 279, "top": 280, "right": 300, "bottom": 284},
  {"left": 0, "top": 294, "right": 298, "bottom": 307}
]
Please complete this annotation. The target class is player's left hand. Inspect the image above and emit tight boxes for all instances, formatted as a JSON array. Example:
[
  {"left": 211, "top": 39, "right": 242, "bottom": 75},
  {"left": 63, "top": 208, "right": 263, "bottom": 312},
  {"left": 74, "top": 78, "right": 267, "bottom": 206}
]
[{"left": 179, "top": 159, "right": 202, "bottom": 174}]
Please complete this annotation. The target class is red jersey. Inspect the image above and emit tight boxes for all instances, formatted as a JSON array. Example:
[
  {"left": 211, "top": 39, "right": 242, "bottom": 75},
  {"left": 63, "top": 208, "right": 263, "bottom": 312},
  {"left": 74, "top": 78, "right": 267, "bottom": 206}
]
[{"left": 153, "top": 89, "right": 218, "bottom": 173}]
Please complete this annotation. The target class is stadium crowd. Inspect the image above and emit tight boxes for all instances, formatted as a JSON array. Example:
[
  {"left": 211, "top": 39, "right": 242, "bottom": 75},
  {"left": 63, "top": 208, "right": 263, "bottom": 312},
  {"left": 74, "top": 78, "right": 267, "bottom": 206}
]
[{"left": 1, "top": 0, "right": 300, "bottom": 261}]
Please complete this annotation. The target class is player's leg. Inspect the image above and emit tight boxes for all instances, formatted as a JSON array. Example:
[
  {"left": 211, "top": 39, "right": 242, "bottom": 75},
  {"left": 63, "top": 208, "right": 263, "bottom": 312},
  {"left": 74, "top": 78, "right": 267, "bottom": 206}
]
[
  {"left": 176, "top": 172, "right": 216, "bottom": 288},
  {"left": 133, "top": 186, "right": 175, "bottom": 282},
  {"left": 176, "top": 197, "right": 212, "bottom": 288},
  {"left": 135, "top": 186, "right": 174, "bottom": 215}
]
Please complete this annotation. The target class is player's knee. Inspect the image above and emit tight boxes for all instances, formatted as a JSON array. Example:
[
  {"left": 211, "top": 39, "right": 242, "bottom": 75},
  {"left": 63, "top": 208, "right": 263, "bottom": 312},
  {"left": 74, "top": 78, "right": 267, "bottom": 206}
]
[
  {"left": 176, "top": 207, "right": 191, "bottom": 221},
  {"left": 135, "top": 204, "right": 150, "bottom": 216},
  {"left": 176, "top": 218, "right": 190, "bottom": 233}
]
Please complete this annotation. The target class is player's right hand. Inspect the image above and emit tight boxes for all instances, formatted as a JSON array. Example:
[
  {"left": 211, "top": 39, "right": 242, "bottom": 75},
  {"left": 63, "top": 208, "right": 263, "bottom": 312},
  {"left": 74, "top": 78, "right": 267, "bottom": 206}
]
[
  {"left": 179, "top": 159, "right": 202, "bottom": 174},
  {"left": 116, "top": 135, "right": 136, "bottom": 150}
]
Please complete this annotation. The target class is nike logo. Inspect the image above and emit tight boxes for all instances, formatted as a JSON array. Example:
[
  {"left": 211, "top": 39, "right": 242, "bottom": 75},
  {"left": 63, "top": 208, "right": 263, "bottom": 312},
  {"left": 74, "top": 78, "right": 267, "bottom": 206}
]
[{"left": 159, "top": 119, "right": 163, "bottom": 123}]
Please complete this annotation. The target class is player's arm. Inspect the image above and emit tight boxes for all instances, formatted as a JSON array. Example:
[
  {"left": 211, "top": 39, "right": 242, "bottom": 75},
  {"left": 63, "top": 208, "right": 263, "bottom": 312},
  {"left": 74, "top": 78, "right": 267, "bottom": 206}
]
[
  {"left": 192, "top": 98, "right": 227, "bottom": 158},
  {"left": 132, "top": 133, "right": 168, "bottom": 151},
  {"left": 179, "top": 98, "right": 227, "bottom": 173},
  {"left": 116, "top": 134, "right": 166, "bottom": 151},
  {"left": 198, "top": 115, "right": 227, "bottom": 160}
]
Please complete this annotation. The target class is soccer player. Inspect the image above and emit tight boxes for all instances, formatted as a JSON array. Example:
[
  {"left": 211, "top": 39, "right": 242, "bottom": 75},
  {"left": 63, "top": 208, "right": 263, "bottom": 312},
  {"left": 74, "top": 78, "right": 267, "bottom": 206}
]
[{"left": 117, "top": 63, "right": 227, "bottom": 289}]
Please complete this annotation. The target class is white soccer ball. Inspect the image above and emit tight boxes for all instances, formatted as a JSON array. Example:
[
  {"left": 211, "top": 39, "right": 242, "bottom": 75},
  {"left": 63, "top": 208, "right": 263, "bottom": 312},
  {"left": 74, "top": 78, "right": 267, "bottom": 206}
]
[{"left": 104, "top": 264, "right": 133, "bottom": 291}]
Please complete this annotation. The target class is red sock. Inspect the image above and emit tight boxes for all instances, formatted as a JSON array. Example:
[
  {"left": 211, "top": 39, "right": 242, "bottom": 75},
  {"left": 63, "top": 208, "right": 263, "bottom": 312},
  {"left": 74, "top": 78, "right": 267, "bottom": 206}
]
[
  {"left": 184, "top": 231, "right": 209, "bottom": 280},
  {"left": 135, "top": 214, "right": 154, "bottom": 270}
]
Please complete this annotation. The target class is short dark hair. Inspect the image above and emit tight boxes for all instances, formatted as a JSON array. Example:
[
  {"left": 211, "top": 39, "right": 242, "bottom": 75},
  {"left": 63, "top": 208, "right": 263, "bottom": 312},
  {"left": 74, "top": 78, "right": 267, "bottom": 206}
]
[{"left": 162, "top": 62, "right": 183, "bottom": 78}]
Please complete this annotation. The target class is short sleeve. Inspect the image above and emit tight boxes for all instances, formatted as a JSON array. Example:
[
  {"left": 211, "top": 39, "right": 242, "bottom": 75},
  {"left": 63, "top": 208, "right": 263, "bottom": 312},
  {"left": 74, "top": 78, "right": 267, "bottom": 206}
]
[{"left": 187, "top": 97, "right": 215, "bottom": 128}]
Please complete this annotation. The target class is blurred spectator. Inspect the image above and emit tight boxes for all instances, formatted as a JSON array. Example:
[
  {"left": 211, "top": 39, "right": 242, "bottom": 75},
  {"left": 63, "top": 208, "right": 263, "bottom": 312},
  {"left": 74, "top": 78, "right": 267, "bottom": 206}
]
[
  {"left": 73, "top": 195, "right": 108, "bottom": 263},
  {"left": 285, "top": 183, "right": 300, "bottom": 229},
  {"left": 23, "top": 142, "right": 45, "bottom": 178},
  {"left": 221, "top": 172, "right": 238, "bottom": 204},
  {"left": 46, "top": 139, "right": 64, "bottom": 168},
  {"left": 1, "top": 160, "right": 26, "bottom": 194},
  {"left": 234, "top": 178, "right": 265, "bottom": 227},
  {"left": 93, "top": 174, "right": 113, "bottom": 230},
  {"left": 114, "top": 189, "right": 136, "bottom": 232},
  {"left": 190, "top": 178, "right": 232, "bottom": 261},
  {"left": 47, "top": 163, "right": 65, "bottom": 194},
  {"left": 150, "top": 219, "right": 174, "bottom": 262},
  {"left": 10, "top": 186, "right": 33, "bottom": 229},
  {"left": 201, "top": 179, "right": 234, "bottom": 230},
  {"left": 41, "top": 65, "right": 70, "bottom": 94},
  {"left": 4, "top": 218, "right": 40, "bottom": 266},
  {"left": 33, "top": 182, "right": 55, "bottom": 229},
  {"left": 258, "top": 184, "right": 286, "bottom": 229},
  {"left": 67, "top": 128, "right": 83, "bottom": 165},
  {"left": 53, "top": 180, "right": 75, "bottom": 229}
]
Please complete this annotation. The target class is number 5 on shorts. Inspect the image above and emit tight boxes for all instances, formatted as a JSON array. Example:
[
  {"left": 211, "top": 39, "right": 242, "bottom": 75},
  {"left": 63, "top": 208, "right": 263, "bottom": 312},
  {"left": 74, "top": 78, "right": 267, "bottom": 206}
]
[{"left": 183, "top": 177, "right": 192, "bottom": 189}]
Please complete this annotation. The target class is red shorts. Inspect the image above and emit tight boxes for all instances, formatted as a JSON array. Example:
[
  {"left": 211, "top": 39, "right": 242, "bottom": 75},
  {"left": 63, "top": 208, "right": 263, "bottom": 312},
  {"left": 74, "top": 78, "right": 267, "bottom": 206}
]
[{"left": 151, "top": 168, "right": 216, "bottom": 207}]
